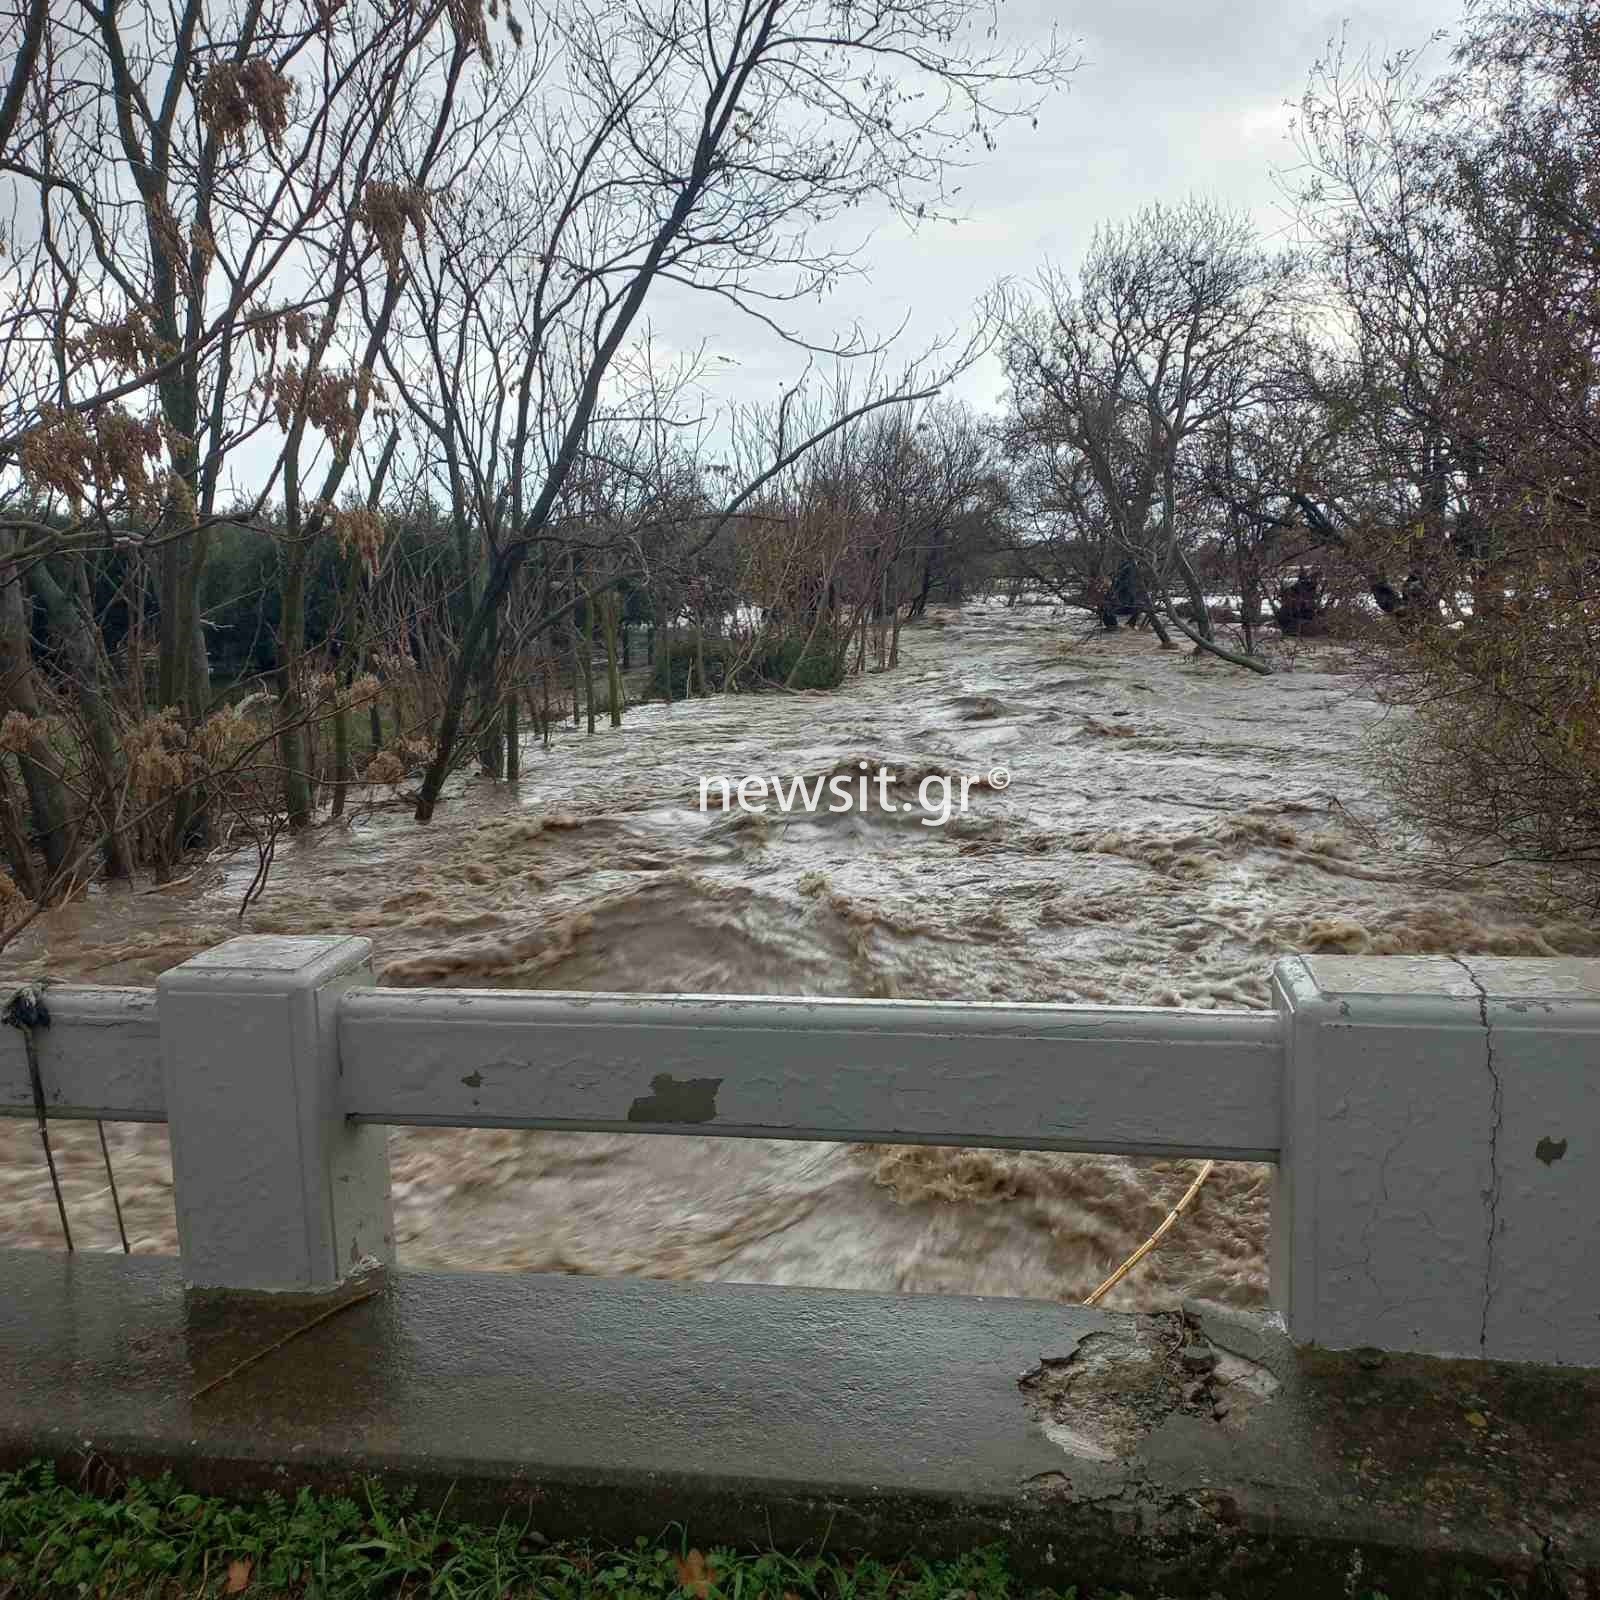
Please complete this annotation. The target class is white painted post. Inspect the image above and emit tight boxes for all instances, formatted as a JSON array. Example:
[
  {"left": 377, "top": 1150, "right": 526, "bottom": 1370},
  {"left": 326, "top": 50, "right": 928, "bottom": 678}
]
[
  {"left": 1272, "top": 954, "right": 1600, "bottom": 1366},
  {"left": 157, "top": 934, "right": 393, "bottom": 1292}
]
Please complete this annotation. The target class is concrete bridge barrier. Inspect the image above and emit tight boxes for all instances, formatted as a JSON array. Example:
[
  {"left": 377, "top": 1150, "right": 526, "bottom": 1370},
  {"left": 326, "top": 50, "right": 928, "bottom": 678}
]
[
  {"left": 4, "top": 939, "right": 1599, "bottom": 1595},
  {"left": 6, "top": 935, "right": 1594, "bottom": 1365}
]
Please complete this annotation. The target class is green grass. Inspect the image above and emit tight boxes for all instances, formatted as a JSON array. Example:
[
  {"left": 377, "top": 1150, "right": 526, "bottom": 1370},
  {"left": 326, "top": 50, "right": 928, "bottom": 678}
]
[
  {"left": 0, "top": 1462, "right": 1518, "bottom": 1600},
  {"left": 0, "top": 1462, "right": 1087, "bottom": 1600}
]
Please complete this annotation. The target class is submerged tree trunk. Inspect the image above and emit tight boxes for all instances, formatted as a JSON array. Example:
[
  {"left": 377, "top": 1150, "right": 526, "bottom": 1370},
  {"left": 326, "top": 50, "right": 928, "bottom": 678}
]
[
  {"left": 160, "top": 530, "right": 213, "bottom": 853},
  {"left": 476, "top": 607, "right": 504, "bottom": 778},
  {"left": 504, "top": 688, "right": 520, "bottom": 780},
  {"left": 567, "top": 619, "right": 580, "bottom": 726},
  {"left": 331, "top": 700, "right": 352, "bottom": 818},
  {"left": 28, "top": 555, "right": 130, "bottom": 876},
  {"left": 0, "top": 535, "right": 73, "bottom": 878},
  {"left": 124, "top": 549, "right": 148, "bottom": 718},
  {"left": 275, "top": 535, "right": 313, "bottom": 829},
  {"left": 1161, "top": 599, "right": 1272, "bottom": 674},
  {"left": 584, "top": 599, "right": 596, "bottom": 732},
  {"left": 330, "top": 541, "right": 372, "bottom": 822},
  {"left": 1171, "top": 547, "right": 1213, "bottom": 643},
  {"left": 1239, "top": 572, "right": 1260, "bottom": 657},
  {"left": 156, "top": 538, "right": 185, "bottom": 710},
  {"left": 602, "top": 592, "right": 623, "bottom": 727},
  {"left": 0, "top": 758, "right": 40, "bottom": 899}
]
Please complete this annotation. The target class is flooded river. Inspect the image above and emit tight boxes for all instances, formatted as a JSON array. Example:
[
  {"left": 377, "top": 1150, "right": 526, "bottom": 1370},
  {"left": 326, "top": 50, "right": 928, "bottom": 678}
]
[{"left": 3, "top": 599, "right": 1592, "bottom": 1307}]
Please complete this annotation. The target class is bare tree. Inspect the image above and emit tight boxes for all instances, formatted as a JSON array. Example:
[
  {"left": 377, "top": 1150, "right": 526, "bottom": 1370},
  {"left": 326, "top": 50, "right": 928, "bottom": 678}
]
[
  {"left": 1004, "top": 199, "right": 1299, "bottom": 672},
  {"left": 1288, "top": 2, "right": 1600, "bottom": 895},
  {"left": 384, "top": 0, "right": 1073, "bottom": 818}
]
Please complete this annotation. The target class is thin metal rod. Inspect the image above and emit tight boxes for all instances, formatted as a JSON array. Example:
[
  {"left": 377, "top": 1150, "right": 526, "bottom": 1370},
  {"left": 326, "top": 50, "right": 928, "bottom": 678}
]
[
  {"left": 33, "top": 1055, "right": 72, "bottom": 1250},
  {"left": 4, "top": 987, "right": 72, "bottom": 1252},
  {"left": 97, "top": 1120, "right": 130, "bottom": 1253}
]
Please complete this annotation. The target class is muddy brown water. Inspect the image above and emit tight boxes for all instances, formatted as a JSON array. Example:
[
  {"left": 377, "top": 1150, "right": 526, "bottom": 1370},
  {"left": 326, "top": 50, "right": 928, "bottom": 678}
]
[{"left": 4, "top": 601, "right": 1592, "bottom": 1308}]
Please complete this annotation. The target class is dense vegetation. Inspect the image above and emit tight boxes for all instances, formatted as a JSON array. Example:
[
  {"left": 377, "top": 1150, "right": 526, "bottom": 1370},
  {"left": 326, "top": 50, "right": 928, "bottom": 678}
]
[{"left": 2, "top": 0, "right": 1598, "bottom": 929}]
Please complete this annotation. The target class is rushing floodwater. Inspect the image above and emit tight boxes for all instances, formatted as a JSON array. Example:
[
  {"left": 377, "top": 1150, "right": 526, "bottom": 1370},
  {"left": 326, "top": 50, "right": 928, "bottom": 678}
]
[{"left": 3, "top": 599, "right": 1594, "bottom": 1307}]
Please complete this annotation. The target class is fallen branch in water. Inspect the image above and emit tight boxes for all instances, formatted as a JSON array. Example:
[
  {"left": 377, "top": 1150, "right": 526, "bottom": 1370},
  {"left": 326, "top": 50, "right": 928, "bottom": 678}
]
[
  {"left": 1083, "top": 1158, "right": 1216, "bottom": 1307},
  {"left": 140, "top": 871, "right": 197, "bottom": 895}
]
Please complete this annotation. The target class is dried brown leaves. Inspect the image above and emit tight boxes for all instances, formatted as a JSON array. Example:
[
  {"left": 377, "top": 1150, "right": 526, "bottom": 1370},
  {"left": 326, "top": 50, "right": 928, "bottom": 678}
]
[
  {"left": 198, "top": 58, "right": 294, "bottom": 148},
  {"left": 355, "top": 181, "right": 431, "bottom": 275},
  {"left": 0, "top": 711, "right": 46, "bottom": 755},
  {"left": 258, "top": 363, "right": 384, "bottom": 457},
  {"left": 69, "top": 312, "right": 173, "bottom": 379},
  {"left": 18, "top": 405, "right": 168, "bottom": 518},
  {"left": 328, "top": 504, "right": 387, "bottom": 576}
]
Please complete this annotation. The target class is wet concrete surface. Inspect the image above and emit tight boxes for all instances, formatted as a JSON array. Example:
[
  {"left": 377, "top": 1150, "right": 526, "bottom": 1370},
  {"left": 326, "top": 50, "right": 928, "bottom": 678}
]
[{"left": 1, "top": 1249, "right": 1596, "bottom": 1597}]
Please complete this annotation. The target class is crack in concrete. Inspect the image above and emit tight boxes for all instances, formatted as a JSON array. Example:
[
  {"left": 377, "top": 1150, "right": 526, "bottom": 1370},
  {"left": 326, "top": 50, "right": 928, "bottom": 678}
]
[
  {"left": 1452, "top": 956, "right": 1503, "bottom": 1354},
  {"left": 1360, "top": 1103, "right": 1416, "bottom": 1304}
]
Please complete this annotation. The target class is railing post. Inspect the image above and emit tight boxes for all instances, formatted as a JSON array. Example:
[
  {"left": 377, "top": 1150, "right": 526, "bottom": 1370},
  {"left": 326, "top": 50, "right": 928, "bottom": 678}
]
[
  {"left": 1272, "top": 954, "right": 1599, "bottom": 1365},
  {"left": 157, "top": 934, "right": 393, "bottom": 1292}
]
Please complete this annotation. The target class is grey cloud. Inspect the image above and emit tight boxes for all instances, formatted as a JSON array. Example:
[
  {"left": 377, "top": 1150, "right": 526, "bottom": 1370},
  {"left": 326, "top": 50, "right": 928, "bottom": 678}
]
[{"left": 667, "top": 0, "right": 1463, "bottom": 417}]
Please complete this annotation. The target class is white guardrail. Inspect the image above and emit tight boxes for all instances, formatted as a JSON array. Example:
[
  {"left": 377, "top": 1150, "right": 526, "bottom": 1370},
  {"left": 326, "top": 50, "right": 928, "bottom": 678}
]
[{"left": 2, "top": 935, "right": 1596, "bottom": 1366}]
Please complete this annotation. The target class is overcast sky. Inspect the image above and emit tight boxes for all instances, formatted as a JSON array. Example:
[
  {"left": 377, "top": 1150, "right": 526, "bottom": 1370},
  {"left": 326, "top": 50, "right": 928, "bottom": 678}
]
[{"left": 656, "top": 0, "right": 1466, "bottom": 428}]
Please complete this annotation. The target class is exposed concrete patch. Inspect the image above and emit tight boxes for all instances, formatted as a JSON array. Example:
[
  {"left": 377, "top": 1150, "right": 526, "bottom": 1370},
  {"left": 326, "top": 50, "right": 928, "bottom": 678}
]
[
  {"left": 1176, "top": 1303, "right": 1284, "bottom": 1433},
  {"left": 1020, "top": 1319, "right": 1182, "bottom": 1460},
  {"left": 1019, "top": 1308, "right": 1284, "bottom": 1459},
  {"left": 1206, "top": 1349, "right": 1282, "bottom": 1433},
  {"left": 627, "top": 1073, "right": 722, "bottom": 1123},
  {"left": 1536, "top": 1136, "right": 1568, "bottom": 1166}
]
